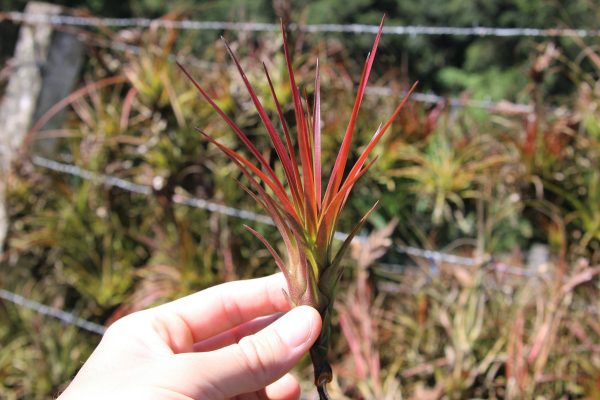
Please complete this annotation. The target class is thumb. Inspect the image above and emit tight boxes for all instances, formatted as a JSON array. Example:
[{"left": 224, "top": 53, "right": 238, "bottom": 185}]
[{"left": 173, "top": 305, "right": 321, "bottom": 398}]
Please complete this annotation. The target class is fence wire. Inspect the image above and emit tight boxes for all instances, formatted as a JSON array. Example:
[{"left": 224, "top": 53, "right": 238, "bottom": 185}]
[
  {"left": 0, "top": 288, "right": 106, "bottom": 335},
  {"left": 32, "top": 155, "right": 537, "bottom": 275},
  {"left": 1, "top": 10, "right": 536, "bottom": 114},
  {"left": 32, "top": 156, "right": 274, "bottom": 225},
  {"left": 3, "top": 11, "right": 600, "bottom": 38},
  {"left": 30, "top": 155, "right": 463, "bottom": 262},
  {"left": 102, "top": 40, "right": 532, "bottom": 113}
]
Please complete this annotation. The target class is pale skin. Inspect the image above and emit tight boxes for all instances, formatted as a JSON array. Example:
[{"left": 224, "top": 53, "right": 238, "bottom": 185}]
[{"left": 58, "top": 273, "right": 322, "bottom": 400}]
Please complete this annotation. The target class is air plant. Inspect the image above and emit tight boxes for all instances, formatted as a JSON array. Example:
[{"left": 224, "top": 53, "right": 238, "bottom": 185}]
[{"left": 178, "top": 16, "right": 416, "bottom": 399}]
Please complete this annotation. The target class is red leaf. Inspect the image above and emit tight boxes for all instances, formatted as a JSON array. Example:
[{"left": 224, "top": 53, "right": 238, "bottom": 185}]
[
  {"left": 197, "top": 129, "right": 301, "bottom": 224},
  {"left": 313, "top": 59, "right": 322, "bottom": 208},
  {"left": 281, "top": 21, "right": 317, "bottom": 224},
  {"left": 177, "top": 62, "right": 281, "bottom": 188},
  {"left": 262, "top": 62, "right": 303, "bottom": 206},
  {"left": 322, "top": 16, "right": 386, "bottom": 207},
  {"left": 221, "top": 40, "right": 303, "bottom": 211}
]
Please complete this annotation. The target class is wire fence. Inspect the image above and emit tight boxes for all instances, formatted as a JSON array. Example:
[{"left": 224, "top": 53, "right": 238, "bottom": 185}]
[
  {"left": 0, "top": 12, "right": 540, "bottom": 115},
  {"left": 363, "top": 86, "right": 532, "bottom": 113},
  {"left": 104, "top": 40, "right": 532, "bottom": 113},
  {"left": 89, "top": 33, "right": 532, "bottom": 113},
  {"left": 29, "top": 155, "right": 470, "bottom": 262},
  {"left": 31, "top": 155, "right": 275, "bottom": 226},
  {"left": 3, "top": 11, "right": 600, "bottom": 38},
  {"left": 0, "top": 288, "right": 106, "bottom": 335},
  {"left": 31, "top": 155, "right": 543, "bottom": 277}
]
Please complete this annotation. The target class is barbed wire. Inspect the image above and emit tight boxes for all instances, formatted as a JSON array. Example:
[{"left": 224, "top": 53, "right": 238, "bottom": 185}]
[
  {"left": 31, "top": 155, "right": 539, "bottom": 276},
  {"left": 29, "top": 156, "right": 468, "bottom": 262},
  {"left": 31, "top": 155, "right": 275, "bottom": 226},
  {"left": 105, "top": 40, "right": 532, "bottom": 113},
  {"left": 395, "top": 244, "right": 484, "bottom": 267},
  {"left": 396, "top": 246, "right": 543, "bottom": 278},
  {"left": 1, "top": 10, "right": 535, "bottom": 114},
  {"left": 363, "top": 86, "right": 532, "bottom": 113},
  {"left": 0, "top": 288, "right": 106, "bottom": 335},
  {"left": 3, "top": 11, "right": 600, "bottom": 38}
]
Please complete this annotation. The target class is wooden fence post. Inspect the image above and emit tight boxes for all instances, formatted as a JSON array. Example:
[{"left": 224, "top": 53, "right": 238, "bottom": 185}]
[{"left": 0, "top": 2, "right": 84, "bottom": 254}]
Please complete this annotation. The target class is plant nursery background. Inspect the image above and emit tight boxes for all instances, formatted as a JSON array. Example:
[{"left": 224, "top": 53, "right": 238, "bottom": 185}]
[{"left": 0, "top": 0, "right": 599, "bottom": 398}]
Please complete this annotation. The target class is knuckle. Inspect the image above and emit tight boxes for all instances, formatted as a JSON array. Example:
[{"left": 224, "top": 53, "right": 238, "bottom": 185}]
[
  {"left": 220, "top": 289, "right": 245, "bottom": 327},
  {"left": 202, "top": 380, "right": 229, "bottom": 400}
]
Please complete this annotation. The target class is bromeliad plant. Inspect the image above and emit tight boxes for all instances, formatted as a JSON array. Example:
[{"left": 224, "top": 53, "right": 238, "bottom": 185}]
[{"left": 178, "top": 16, "right": 416, "bottom": 399}]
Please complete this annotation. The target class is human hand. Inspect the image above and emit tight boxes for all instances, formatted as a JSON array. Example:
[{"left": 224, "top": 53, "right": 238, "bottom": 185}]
[{"left": 58, "top": 273, "right": 321, "bottom": 400}]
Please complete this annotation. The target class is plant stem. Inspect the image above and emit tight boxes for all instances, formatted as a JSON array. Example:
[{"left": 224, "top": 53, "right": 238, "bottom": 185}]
[
  {"left": 309, "top": 340, "right": 332, "bottom": 400},
  {"left": 317, "top": 383, "right": 331, "bottom": 400},
  {"left": 309, "top": 303, "right": 333, "bottom": 399}
]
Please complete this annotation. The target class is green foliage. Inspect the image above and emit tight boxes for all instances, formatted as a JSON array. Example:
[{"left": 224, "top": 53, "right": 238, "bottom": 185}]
[
  {"left": 0, "top": 305, "right": 96, "bottom": 399},
  {"left": 438, "top": 66, "right": 526, "bottom": 101},
  {"left": 390, "top": 132, "right": 506, "bottom": 226}
]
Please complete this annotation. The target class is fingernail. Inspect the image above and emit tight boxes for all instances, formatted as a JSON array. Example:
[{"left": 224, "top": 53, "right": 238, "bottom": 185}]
[{"left": 276, "top": 306, "right": 314, "bottom": 348}]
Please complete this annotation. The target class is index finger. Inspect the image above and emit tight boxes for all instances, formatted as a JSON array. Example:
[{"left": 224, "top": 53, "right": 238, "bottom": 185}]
[{"left": 157, "top": 273, "right": 291, "bottom": 343}]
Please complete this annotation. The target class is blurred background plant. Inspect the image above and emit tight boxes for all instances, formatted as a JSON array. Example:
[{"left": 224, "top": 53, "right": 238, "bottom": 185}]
[{"left": 1, "top": 0, "right": 600, "bottom": 398}]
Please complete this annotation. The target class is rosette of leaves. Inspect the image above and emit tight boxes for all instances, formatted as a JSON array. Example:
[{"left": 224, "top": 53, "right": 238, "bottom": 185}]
[{"left": 179, "top": 17, "right": 416, "bottom": 399}]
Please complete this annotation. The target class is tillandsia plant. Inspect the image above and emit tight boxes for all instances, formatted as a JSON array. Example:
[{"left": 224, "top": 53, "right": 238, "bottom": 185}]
[{"left": 178, "top": 16, "right": 416, "bottom": 399}]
